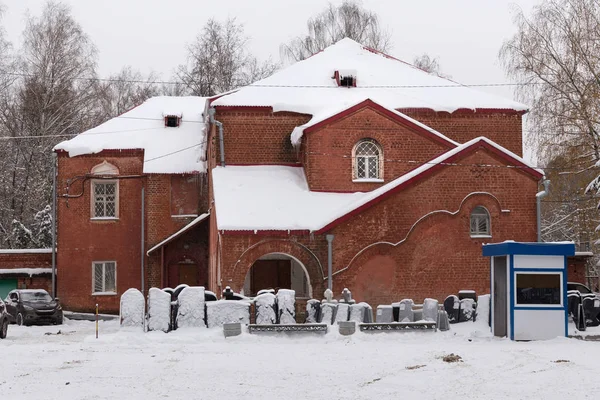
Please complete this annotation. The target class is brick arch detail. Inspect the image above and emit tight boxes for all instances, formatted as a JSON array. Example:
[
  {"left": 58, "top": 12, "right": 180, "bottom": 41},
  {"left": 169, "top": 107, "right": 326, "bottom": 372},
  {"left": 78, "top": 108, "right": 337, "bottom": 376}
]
[
  {"left": 227, "top": 239, "right": 325, "bottom": 294},
  {"left": 336, "top": 192, "right": 505, "bottom": 276}
]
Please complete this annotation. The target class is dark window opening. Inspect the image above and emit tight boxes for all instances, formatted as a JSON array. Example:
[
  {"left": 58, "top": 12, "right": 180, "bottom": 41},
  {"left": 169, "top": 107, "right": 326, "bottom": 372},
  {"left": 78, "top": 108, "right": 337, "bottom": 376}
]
[
  {"left": 340, "top": 75, "right": 355, "bottom": 87},
  {"left": 516, "top": 273, "right": 561, "bottom": 305},
  {"left": 165, "top": 116, "right": 180, "bottom": 127}
]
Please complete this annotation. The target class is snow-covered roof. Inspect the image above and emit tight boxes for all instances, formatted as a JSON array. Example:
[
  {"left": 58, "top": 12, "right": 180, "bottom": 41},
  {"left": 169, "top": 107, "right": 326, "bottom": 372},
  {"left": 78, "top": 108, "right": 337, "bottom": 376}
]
[
  {"left": 0, "top": 249, "right": 52, "bottom": 254},
  {"left": 212, "top": 38, "right": 528, "bottom": 115},
  {"left": 54, "top": 96, "right": 208, "bottom": 174},
  {"left": 211, "top": 137, "right": 543, "bottom": 233},
  {"left": 290, "top": 98, "right": 460, "bottom": 147},
  {"left": 147, "top": 213, "right": 210, "bottom": 255},
  {"left": 0, "top": 268, "right": 52, "bottom": 276}
]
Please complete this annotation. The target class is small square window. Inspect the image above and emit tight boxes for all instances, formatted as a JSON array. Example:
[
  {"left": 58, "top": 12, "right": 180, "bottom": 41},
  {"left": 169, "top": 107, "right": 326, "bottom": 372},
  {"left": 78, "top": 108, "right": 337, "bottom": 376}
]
[{"left": 165, "top": 116, "right": 180, "bottom": 127}]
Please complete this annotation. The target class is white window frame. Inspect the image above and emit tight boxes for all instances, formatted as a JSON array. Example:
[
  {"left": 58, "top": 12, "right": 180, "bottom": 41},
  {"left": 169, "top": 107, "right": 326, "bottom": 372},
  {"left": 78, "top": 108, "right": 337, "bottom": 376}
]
[
  {"left": 91, "top": 180, "right": 119, "bottom": 220},
  {"left": 470, "top": 206, "right": 491, "bottom": 238},
  {"left": 514, "top": 271, "right": 563, "bottom": 307},
  {"left": 92, "top": 261, "right": 117, "bottom": 295},
  {"left": 353, "top": 139, "right": 383, "bottom": 182}
]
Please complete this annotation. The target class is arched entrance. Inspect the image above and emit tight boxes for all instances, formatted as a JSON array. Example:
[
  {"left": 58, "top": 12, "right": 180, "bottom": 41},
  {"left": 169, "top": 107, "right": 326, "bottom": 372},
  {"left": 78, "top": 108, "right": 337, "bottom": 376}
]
[{"left": 242, "top": 253, "right": 312, "bottom": 298}]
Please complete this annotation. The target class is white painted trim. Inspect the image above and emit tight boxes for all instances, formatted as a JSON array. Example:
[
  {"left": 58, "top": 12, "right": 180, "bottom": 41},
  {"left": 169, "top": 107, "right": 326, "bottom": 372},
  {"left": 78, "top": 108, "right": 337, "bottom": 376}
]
[
  {"left": 352, "top": 178, "right": 384, "bottom": 183},
  {"left": 513, "top": 271, "right": 563, "bottom": 307},
  {"left": 514, "top": 255, "right": 564, "bottom": 269},
  {"left": 92, "top": 261, "right": 117, "bottom": 295}
]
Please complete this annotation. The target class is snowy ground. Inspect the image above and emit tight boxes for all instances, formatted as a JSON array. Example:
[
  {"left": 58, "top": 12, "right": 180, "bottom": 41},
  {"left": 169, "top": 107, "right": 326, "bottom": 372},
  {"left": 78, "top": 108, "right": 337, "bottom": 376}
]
[{"left": 1, "top": 318, "right": 600, "bottom": 400}]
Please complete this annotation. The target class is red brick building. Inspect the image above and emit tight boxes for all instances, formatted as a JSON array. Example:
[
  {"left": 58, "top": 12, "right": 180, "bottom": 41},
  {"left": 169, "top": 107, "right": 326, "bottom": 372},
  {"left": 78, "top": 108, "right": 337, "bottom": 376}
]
[
  {"left": 53, "top": 39, "right": 577, "bottom": 312},
  {"left": 0, "top": 249, "right": 52, "bottom": 299}
]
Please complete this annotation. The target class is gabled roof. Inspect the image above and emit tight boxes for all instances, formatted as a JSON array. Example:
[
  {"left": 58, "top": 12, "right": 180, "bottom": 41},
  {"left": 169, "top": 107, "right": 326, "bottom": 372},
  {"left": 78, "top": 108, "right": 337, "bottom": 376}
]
[
  {"left": 290, "top": 98, "right": 459, "bottom": 147},
  {"left": 54, "top": 96, "right": 209, "bottom": 174},
  {"left": 147, "top": 213, "right": 210, "bottom": 255},
  {"left": 211, "top": 137, "right": 543, "bottom": 234},
  {"left": 314, "top": 137, "right": 544, "bottom": 233},
  {"left": 212, "top": 38, "right": 528, "bottom": 116}
]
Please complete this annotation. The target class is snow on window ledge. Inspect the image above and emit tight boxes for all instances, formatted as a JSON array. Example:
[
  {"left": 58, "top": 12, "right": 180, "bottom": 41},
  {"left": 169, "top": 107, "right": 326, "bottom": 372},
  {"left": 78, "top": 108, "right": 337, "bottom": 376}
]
[
  {"left": 352, "top": 178, "right": 384, "bottom": 183},
  {"left": 90, "top": 217, "right": 119, "bottom": 222},
  {"left": 470, "top": 234, "right": 492, "bottom": 239},
  {"left": 92, "top": 291, "right": 117, "bottom": 296},
  {"left": 171, "top": 214, "right": 199, "bottom": 219}
]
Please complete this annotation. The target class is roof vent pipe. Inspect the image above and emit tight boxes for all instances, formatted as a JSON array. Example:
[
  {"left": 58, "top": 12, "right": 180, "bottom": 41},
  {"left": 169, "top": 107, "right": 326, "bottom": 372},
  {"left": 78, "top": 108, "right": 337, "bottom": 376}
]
[
  {"left": 536, "top": 179, "right": 550, "bottom": 242},
  {"left": 209, "top": 107, "right": 225, "bottom": 167}
]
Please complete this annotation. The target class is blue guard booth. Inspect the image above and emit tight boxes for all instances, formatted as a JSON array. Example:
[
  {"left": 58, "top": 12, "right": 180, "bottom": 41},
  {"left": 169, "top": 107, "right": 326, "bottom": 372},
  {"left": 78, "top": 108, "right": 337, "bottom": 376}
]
[{"left": 482, "top": 241, "right": 575, "bottom": 341}]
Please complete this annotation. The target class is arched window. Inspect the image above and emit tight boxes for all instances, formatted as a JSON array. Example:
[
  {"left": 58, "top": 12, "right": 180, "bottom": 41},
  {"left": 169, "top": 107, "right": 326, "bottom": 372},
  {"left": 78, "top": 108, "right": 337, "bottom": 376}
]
[
  {"left": 353, "top": 138, "right": 383, "bottom": 181},
  {"left": 90, "top": 161, "right": 119, "bottom": 219},
  {"left": 470, "top": 206, "right": 491, "bottom": 237}
]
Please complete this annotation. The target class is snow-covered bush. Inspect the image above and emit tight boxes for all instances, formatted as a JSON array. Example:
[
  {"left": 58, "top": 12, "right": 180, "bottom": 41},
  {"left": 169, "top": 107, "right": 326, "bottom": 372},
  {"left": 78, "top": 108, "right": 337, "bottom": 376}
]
[
  {"left": 306, "top": 299, "right": 321, "bottom": 323},
  {"left": 255, "top": 293, "right": 277, "bottom": 324},
  {"left": 334, "top": 303, "right": 349, "bottom": 323},
  {"left": 176, "top": 286, "right": 205, "bottom": 329},
  {"left": 206, "top": 300, "right": 250, "bottom": 328},
  {"left": 276, "top": 289, "right": 296, "bottom": 324},
  {"left": 422, "top": 298, "right": 439, "bottom": 322},
  {"left": 147, "top": 287, "right": 171, "bottom": 332},
  {"left": 120, "top": 288, "right": 145, "bottom": 328}
]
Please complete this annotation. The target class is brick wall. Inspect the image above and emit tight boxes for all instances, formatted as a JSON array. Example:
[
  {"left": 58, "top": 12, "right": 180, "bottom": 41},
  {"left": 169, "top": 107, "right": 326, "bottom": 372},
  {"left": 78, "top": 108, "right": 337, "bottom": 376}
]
[
  {"left": 56, "top": 151, "right": 208, "bottom": 313},
  {"left": 215, "top": 147, "right": 539, "bottom": 307},
  {"left": 0, "top": 251, "right": 52, "bottom": 293},
  {"left": 303, "top": 106, "right": 451, "bottom": 192},
  {"left": 402, "top": 109, "right": 524, "bottom": 157}
]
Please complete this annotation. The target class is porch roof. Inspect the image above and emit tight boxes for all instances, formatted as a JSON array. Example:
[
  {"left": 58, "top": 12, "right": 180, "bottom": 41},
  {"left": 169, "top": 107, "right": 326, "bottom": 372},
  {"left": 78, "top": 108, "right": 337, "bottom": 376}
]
[{"left": 146, "top": 213, "right": 210, "bottom": 255}]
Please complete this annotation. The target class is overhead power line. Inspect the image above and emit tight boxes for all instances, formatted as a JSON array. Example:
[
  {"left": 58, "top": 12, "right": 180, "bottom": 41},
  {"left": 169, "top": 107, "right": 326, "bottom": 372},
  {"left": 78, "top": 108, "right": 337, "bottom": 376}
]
[{"left": 0, "top": 70, "right": 553, "bottom": 89}]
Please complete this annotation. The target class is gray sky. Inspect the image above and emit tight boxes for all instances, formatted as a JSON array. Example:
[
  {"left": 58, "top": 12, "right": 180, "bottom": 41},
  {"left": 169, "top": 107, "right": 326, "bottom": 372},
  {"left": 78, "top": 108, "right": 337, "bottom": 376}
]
[{"left": 3, "top": 0, "right": 541, "bottom": 100}]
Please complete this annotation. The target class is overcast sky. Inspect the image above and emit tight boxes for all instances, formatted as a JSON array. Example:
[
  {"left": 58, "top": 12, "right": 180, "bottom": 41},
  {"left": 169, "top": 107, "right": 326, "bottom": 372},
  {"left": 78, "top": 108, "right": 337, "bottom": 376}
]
[{"left": 2, "top": 0, "right": 541, "bottom": 99}]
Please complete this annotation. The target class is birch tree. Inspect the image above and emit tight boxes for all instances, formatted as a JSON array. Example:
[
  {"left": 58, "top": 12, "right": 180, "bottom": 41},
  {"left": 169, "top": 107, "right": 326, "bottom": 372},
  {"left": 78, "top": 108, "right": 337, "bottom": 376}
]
[
  {"left": 281, "top": 0, "right": 392, "bottom": 62},
  {"left": 177, "top": 18, "right": 278, "bottom": 96},
  {"left": 500, "top": 0, "right": 600, "bottom": 277}
]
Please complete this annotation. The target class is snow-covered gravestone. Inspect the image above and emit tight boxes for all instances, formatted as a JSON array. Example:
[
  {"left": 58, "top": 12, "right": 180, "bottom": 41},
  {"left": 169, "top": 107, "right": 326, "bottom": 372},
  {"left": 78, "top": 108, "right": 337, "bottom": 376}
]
[
  {"left": 376, "top": 305, "right": 393, "bottom": 323},
  {"left": 147, "top": 287, "right": 171, "bottom": 332},
  {"left": 206, "top": 300, "right": 250, "bottom": 328},
  {"left": 397, "top": 299, "right": 414, "bottom": 323},
  {"left": 422, "top": 298, "right": 439, "bottom": 323},
  {"left": 334, "top": 302, "right": 350, "bottom": 323},
  {"left": 255, "top": 293, "right": 277, "bottom": 325},
  {"left": 276, "top": 289, "right": 296, "bottom": 324},
  {"left": 349, "top": 303, "right": 366, "bottom": 323},
  {"left": 459, "top": 298, "right": 476, "bottom": 322},
  {"left": 120, "top": 288, "right": 145, "bottom": 329},
  {"left": 341, "top": 288, "right": 355, "bottom": 304},
  {"left": 443, "top": 295, "right": 460, "bottom": 324},
  {"left": 319, "top": 303, "right": 336, "bottom": 325},
  {"left": 176, "top": 286, "right": 205, "bottom": 329},
  {"left": 306, "top": 299, "right": 321, "bottom": 323}
]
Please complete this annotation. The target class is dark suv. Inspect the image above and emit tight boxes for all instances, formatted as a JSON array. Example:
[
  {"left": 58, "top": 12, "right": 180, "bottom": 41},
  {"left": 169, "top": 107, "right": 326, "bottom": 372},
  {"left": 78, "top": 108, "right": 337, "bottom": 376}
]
[
  {"left": 0, "top": 298, "right": 8, "bottom": 338},
  {"left": 5, "top": 289, "right": 63, "bottom": 326}
]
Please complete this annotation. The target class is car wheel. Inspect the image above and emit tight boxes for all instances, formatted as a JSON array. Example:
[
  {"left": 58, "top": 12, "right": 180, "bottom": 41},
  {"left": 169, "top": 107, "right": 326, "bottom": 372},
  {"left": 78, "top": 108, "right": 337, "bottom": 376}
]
[
  {"left": 16, "top": 313, "right": 24, "bottom": 326},
  {"left": 0, "top": 319, "right": 7, "bottom": 339}
]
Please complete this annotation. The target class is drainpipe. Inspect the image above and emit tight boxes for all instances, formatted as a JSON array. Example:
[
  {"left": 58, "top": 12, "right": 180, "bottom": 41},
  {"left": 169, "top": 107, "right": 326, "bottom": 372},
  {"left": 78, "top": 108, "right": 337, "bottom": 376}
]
[
  {"left": 51, "top": 152, "right": 57, "bottom": 299},
  {"left": 208, "top": 107, "right": 225, "bottom": 167},
  {"left": 536, "top": 179, "right": 550, "bottom": 242},
  {"left": 326, "top": 234, "right": 334, "bottom": 290},
  {"left": 141, "top": 186, "right": 145, "bottom": 293}
]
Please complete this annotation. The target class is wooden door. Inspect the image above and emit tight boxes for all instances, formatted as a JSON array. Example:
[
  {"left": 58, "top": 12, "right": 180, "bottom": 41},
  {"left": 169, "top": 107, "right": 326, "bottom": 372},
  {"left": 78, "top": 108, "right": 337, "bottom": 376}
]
[
  {"left": 178, "top": 264, "right": 198, "bottom": 286},
  {"left": 250, "top": 260, "right": 291, "bottom": 296}
]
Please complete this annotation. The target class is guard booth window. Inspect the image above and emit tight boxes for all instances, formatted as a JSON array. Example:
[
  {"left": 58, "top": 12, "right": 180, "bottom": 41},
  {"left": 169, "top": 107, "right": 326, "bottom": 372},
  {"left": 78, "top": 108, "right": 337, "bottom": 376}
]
[{"left": 516, "top": 273, "right": 561, "bottom": 305}]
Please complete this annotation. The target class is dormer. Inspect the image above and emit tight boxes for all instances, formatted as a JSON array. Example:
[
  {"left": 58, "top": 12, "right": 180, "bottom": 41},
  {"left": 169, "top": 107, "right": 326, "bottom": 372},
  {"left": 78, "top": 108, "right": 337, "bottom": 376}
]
[
  {"left": 333, "top": 69, "right": 357, "bottom": 87},
  {"left": 163, "top": 111, "right": 182, "bottom": 127}
]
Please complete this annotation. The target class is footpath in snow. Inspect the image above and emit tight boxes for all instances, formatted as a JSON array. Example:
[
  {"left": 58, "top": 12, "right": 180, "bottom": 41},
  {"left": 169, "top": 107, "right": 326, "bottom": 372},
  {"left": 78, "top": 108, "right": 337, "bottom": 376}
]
[{"left": 1, "top": 317, "right": 600, "bottom": 400}]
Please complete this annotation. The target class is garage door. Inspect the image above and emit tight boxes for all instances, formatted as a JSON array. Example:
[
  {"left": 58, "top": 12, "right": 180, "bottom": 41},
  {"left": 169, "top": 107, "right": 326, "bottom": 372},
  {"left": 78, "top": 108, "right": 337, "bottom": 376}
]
[{"left": 0, "top": 279, "right": 17, "bottom": 299}]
